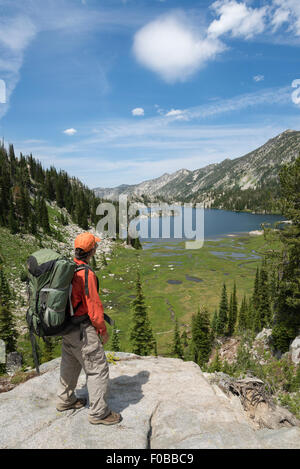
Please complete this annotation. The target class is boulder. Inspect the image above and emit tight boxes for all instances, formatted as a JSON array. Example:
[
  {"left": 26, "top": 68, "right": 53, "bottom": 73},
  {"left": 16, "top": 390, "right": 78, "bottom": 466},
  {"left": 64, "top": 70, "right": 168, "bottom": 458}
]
[
  {"left": 290, "top": 336, "right": 300, "bottom": 365},
  {"left": 0, "top": 354, "right": 299, "bottom": 449}
]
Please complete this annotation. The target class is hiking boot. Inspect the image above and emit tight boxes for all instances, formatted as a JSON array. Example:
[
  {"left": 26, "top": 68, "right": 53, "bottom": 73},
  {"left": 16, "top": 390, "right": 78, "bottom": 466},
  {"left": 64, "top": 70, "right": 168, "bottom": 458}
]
[
  {"left": 56, "top": 397, "right": 87, "bottom": 412},
  {"left": 88, "top": 411, "right": 122, "bottom": 425}
]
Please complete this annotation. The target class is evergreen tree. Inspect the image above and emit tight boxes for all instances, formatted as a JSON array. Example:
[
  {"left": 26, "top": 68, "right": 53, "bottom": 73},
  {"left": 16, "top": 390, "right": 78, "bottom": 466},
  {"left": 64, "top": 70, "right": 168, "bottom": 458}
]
[
  {"left": 129, "top": 272, "right": 155, "bottom": 356},
  {"left": 37, "top": 196, "right": 50, "bottom": 234},
  {"left": 259, "top": 263, "right": 272, "bottom": 328},
  {"left": 55, "top": 177, "right": 65, "bottom": 208},
  {"left": 216, "top": 283, "right": 228, "bottom": 335},
  {"left": 181, "top": 329, "right": 188, "bottom": 348},
  {"left": 247, "top": 297, "right": 255, "bottom": 332},
  {"left": 0, "top": 267, "right": 11, "bottom": 306},
  {"left": 227, "top": 282, "right": 238, "bottom": 336},
  {"left": 211, "top": 309, "right": 218, "bottom": 336},
  {"left": 237, "top": 295, "right": 248, "bottom": 332},
  {"left": 272, "top": 155, "right": 300, "bottom": 352},
  {"left": 8, "top": 203, "right": 18, "bottom": 234},
  {"left": 29, "top": 210, "right": 37, "bottom": 236},
  {"left": 111, "top": 327, "right": 120, "bottom": 352},
  {"left": 172, "top": 317, "right": 183, "bottom": 359},
  {"left": 9, "top": 144, "right": 16, "bottom": 179},
  {"left": 252, "top": 267, "right": 260, "bottom": 311},
  {"left": 251, "top": 267, "right": 263, "bottom": 333},
  {"left": 0, "top": 304, "right": 18, "bottom": 355},
  {"left": 191, "top": 306, "right": 212, "bottom": 367}
]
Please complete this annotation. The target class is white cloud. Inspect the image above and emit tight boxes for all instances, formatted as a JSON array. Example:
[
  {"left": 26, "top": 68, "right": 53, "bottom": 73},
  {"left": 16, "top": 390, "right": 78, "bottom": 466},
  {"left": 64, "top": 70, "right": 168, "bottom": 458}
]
[
  {"left": 272, "top": 0, "right": 300, "bottom": 36},
  {"left": 0, "top": 16, "right": 37, "bottom": 52},
  {"left": 0, "top": 15, "right": 37, "bottom": 119},
  {"left": 63, "top": 128, "right": 77, "bottom": 136},
  {"left": 208, "top": 0, "right": 267, "bottom": 39},
  {"left": 271, "top": 5, "right": 290, "bottom": 31},
  {"left": 253, "top": 74, "right": 264, "bottom": 82},
  {"left": 165, "top": 109, "right": 188, "bottom": 120},
  {"left": 133, "top": 13, "right": 225, "bottom": 83},
  {"left": 132, "top": 107, "right": 145, "bottom": 116}
]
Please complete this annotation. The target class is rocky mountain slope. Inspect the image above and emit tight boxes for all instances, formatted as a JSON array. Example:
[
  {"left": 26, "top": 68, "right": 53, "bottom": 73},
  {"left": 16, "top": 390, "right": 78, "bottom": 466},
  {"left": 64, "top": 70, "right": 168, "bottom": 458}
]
[
  {"left": 0, "top": 353, "right": 299, "bottom": 449},
  {"left": 94, "top": 129, "right": 300, "bottom": 211}
]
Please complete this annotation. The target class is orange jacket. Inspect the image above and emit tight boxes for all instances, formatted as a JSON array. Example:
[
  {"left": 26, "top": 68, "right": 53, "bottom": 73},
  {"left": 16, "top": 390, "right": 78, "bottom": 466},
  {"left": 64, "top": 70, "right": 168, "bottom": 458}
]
[{"left": 71, "top": 258, "right": 107, "bottom": 336}]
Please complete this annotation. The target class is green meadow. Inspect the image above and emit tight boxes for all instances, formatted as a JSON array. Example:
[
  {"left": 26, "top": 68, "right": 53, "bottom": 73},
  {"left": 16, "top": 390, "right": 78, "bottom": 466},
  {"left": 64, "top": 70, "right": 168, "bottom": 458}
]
[{"left": 99, "top": 233, "right": 280, "bottom": 356}]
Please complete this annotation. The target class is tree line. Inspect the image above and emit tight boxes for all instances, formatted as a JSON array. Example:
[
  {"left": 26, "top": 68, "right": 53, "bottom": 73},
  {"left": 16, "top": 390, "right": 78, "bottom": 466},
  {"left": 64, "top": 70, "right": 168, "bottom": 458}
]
[{"left": 0, "top": 142, "right": 103, "bottom": 235}]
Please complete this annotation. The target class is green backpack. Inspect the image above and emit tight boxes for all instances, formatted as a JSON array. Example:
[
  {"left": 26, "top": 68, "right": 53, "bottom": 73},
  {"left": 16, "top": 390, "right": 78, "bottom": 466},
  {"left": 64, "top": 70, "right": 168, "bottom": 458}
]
[
  {"left": 26, "top": 248, "right": 113, "bottom": 374},
  {"left": 27, "top": 249, "right": 80, "bottom": 336}
]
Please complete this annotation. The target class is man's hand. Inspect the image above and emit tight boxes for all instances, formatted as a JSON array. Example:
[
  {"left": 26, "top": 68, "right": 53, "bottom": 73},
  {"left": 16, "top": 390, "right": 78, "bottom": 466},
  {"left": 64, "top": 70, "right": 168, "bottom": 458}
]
[{"left": 101, "top": 331, "right": 109, "bottom": 345}]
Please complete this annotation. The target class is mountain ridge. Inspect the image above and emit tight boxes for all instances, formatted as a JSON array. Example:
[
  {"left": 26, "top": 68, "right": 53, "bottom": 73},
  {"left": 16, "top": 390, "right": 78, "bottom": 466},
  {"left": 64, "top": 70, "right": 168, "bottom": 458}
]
[{"left": 94, "top": 129, "right": 300, "bottom": 212}]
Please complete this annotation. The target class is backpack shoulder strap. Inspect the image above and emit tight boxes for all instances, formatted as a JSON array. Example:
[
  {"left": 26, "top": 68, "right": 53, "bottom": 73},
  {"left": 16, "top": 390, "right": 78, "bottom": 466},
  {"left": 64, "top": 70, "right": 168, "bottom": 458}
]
[
  {"left": 74, "top": 264, "right": 114, "bottom": 327},
  {"left": 74, "top": 264, "right": 97, "bottom": 297}
]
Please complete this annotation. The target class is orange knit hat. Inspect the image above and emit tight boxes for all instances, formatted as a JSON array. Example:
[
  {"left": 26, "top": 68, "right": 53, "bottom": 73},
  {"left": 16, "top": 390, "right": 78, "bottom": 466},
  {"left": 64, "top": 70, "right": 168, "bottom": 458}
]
[{"left": 74, "top": 233, "right": 101, "bottom": 252}]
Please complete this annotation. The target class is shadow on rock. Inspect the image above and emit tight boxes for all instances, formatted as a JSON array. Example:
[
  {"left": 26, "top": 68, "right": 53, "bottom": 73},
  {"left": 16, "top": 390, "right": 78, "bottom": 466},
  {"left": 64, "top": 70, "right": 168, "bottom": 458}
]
[
  {"left": 108, "top": 370, "right": 150, "bottom": 412},
  {"left": 75, "top": 370, "right": 150, "bottom": 413}
]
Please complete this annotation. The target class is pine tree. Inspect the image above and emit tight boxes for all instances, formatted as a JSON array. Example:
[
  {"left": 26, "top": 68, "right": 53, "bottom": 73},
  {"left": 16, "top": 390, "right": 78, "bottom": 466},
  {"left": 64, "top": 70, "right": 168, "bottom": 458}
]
[
  {"left": 191, "top": 306, "right": 212, "bottom": 367},
  {"left": 216, "top": 283, "right": 228, "bottom": 336},
  {"left": 0, "top": 304, "right": 18, "bottom": 355},
  {"left": 9, "top": 144, "right": 16, "bottom": 179},
  {"left": 29, "top": 210, "right": 37, "bottom": 236},
  {"left": 38, "top": 196, "right": 50, "bottom": 234},
  {"left": 227, "top": 282, "right": 238, "bottom": 336},
  {"left": 237, "top": 295, "right": 248, "bottom": 332},
  {"left": 270, "top": 156, "right": 300, "bottom": 351},
  {"left": 172, "top": 317, "right": 183, "bottom": 359},
  {"left": 181, "top": 329, "right": 188, "bottom": 348},
  {"left": 211, "top": 309, "right": 218, "bottom": 336},
  {"left": 111, "top": 327, "right": 120, "bottom": 352},
  {"left": 129, "top": 272, "right": 155, "bottom": 356},
  {"left": 8, "top": 204, "right": 18, "bottom": 234},
  {"left": 252, "top": 267, "right": 262, "bottom": 333},
  {"left": 259, "top": 263, "right": 272, "bottom": 328},
  {"left": 252, "top": 267, "right": 260, "bottom": 310},
  {"left": 0, "top": 267, "right": 11, "bottom": 306},
  {"left": 247, "top": 296, "right": 255, "bottom": 332}
]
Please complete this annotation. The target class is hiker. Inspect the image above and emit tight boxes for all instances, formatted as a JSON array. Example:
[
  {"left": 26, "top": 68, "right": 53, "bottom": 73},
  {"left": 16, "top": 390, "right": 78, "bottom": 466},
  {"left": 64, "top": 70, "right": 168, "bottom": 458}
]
[{"left": 56, "top": 232, "right": 121, "bottom": 425}]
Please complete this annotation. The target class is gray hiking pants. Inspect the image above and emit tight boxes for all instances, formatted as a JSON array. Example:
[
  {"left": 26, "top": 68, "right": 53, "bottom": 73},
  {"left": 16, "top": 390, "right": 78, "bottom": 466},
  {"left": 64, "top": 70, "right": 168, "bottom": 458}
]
[{"left": 56, "top": 321, "right": 110, "bottom": 419}]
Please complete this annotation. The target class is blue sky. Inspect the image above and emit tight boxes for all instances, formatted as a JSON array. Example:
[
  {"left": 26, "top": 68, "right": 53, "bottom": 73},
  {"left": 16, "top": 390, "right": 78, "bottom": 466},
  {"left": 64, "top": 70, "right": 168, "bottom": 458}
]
[{"left": 0, "top": 0, "right": 300, "bottom": 188}]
